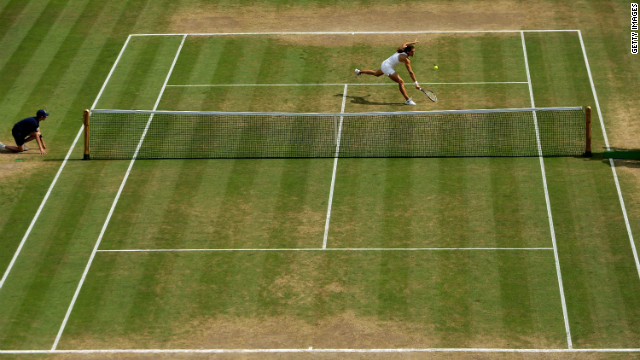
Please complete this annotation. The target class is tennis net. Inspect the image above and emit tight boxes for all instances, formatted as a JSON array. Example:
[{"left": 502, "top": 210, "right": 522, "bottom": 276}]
[{"left": 83, "top": 107, "right": 591, "bottom": 160}]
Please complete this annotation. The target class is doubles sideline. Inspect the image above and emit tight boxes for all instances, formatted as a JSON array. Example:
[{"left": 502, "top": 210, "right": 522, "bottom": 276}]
[{"left": 521, "top": 31, "right": 572, "bottom": 349}]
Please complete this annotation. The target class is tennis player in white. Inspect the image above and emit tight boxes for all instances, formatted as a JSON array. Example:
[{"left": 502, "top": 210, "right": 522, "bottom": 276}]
[{"left": 355, "top": 40, "right": 421, "bottom": 105}]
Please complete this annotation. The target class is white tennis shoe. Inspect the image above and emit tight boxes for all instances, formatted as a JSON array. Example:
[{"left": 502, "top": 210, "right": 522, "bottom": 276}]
[
  {"left": 404, "top": 97, "right": 417, "bottom": 105},
  {"left": 0, "top": 142, "right": 5, "bottom": 151},
  {"left": 355, "top": 68, "right": 361, "bottom": 76}
]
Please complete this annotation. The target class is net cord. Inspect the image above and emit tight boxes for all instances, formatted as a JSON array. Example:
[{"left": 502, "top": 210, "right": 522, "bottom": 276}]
[{"left": 90, "top": 106, "right": 583, "bottom": 117}]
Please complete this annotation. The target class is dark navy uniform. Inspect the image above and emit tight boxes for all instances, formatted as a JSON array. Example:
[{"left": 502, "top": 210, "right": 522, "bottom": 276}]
[{"left": 12, "top": 117, "right": 40, "bottom": 146}]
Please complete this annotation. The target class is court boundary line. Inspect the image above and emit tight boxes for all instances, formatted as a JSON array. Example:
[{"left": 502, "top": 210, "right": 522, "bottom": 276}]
[
  {"left": 0, "top": 31, "right": 137, "bottom": 347},
  {"left": 96, "top": 247, "right": 555, "bottom": 253},
  {"left": 521, "top": 31, "right": 572, "bottom": 349},
  {"left": 322, "top": 84, "right": 347, "bottom": 249},
  {"left": 2, "top": 347, "right": 640, "bottom": 355},
  {"left": 50, "top": 35, "right": 189, "bottom": 351},
  {"left": 577, "top": 30, "right": 640, "bottom": 280},
  {"left": 0, "top": 35, "right": 135, "bottom": 291},
  {"left": 129, "top": 30, "right": 581, "bottom": 36},
  {"left": 165, "top": 81, "right": 529, "bottom": 87}
]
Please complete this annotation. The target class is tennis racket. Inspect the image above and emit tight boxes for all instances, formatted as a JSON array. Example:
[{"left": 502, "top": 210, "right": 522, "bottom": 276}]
[{"left": 418, "top": 88, "right": 438, "bottom": 102}]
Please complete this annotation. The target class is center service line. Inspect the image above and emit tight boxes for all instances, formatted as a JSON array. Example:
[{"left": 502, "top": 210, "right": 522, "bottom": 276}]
[{"left": 322, "top": 84, "right": 348, "bottom": 249}]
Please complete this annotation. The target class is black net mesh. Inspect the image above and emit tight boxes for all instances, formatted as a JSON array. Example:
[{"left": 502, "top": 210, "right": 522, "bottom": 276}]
[{"left": 88, "top": 108, "right": 586, "bottom": 159}]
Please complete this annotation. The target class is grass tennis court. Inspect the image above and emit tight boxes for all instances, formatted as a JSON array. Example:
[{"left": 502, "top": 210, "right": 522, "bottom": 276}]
[{"left": 1, "top": 1, "right": 640, "bottom": 359}]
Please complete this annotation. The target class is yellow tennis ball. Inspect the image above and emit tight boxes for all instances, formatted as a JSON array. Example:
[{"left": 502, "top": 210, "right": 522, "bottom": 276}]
[{"left": 434, "top": 65, "right": 439, "bottom": 70}]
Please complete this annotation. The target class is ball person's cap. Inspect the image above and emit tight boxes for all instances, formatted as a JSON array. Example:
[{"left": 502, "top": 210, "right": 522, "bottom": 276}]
[{"left": 37, "top": 109, "right": 50, "bottom": 118}]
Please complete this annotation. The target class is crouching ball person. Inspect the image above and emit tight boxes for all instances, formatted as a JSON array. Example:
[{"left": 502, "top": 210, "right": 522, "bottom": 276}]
[
  {"left": 355, "top": 40, "right": 421, "bottom": 105},
  {"left": 0, "top": 109, "right": 49, "bottom": 155}
]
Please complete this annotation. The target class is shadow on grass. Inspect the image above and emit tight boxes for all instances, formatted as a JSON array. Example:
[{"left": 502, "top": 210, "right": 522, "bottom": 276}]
[
  {"left": 597, "top": 147, "right": 640, "bottom": 168},
  {"left": 335, "top": 93, "right": 404, "bottom": 106}
]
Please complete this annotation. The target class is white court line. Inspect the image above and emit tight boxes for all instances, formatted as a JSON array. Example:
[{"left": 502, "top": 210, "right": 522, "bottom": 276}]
[
  {"left": 96, "top": 247, "right": 554, "bottom": 253},
  {"left": 521, "top": 31, "right": 573, "bottom": 349},
  {"left": 577, "top": 31, "right": 640, "bottom": 281},
  {"left": 90, "top": 35, "right": 134, "bottom": 110},
  {"left": 166, "top": 82, "right": 529, "bottom": 87},
  {"left": 2, "top": 347, "right": 640, "bottom": 355},
  {"left": 322, "top": 84, "right": 347, "bottom": 249},
  {"left": 50, "top": 35, "right": 188, "bottom": 351},
  {"left": 130, "top": 30, "right": 581, "bottom": 37},
  {"left": 0, "top": 130, "right": 84, "bottom": 291},
  {"left": 0, "top": 35, "right": 135, "bottom": 291}
]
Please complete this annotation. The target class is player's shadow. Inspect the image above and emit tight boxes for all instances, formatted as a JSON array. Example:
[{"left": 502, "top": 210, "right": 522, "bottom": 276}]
[{"left": 335, "top": 94, "right": 404, "bottom": 106}]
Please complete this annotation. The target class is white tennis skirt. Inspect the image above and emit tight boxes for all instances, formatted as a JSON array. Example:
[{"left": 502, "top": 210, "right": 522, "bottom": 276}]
[{"left": 380, "top": 59, "right": 397, "bottom": 76}]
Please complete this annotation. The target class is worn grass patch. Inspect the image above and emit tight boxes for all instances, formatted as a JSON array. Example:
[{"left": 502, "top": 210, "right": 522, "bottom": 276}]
[{"left": 60, "top": 250, "right": 564, "bottom": 350}]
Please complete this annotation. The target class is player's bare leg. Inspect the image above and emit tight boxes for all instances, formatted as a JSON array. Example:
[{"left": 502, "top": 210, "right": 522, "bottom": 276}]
[
  {"left": 389, "top": 73, "right": 410, "bottom": 100},
  {"left": 4, "top": 144, "right": 26, "bottom": 152},
  {"left": 4, "top": 134, "right": 37, "bottom": 152},
  {"left": 356, "top": 69, "right": 384, "bottom": 77}
]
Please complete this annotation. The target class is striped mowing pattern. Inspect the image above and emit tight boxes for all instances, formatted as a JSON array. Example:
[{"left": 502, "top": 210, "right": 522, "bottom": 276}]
[{"left": 1, "top": 0, "right": 638, "bottom": 352}]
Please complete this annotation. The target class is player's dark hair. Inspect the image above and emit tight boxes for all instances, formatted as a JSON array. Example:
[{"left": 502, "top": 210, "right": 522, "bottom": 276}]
[{"left": 397, "top": 45, "right": 415, "bottom": 53}]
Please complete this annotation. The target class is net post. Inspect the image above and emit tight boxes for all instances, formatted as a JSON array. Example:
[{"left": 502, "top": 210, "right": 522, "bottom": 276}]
[
  {"left": 83, "top": 109, "right": 90, "bottom": 160},
  {"left": 584, "top": 106, "right": 592, "bottom": 157}
]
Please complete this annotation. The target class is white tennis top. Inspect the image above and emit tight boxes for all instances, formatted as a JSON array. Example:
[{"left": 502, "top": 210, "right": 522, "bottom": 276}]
[{"left": 382, "top": 52, "right": 407, "bottom": 69}]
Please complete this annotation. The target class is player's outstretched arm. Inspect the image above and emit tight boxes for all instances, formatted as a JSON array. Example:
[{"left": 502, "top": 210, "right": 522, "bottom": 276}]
[
  {"left": 35, "top": 130, "right": 46, "bottom": 155},
  {"left": 401, "top": 40, "right": 419, "bottom": 48}
]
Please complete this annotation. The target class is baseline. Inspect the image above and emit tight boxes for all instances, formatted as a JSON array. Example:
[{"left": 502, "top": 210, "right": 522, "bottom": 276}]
[
  {"left": 130, "top": 30, "right": 581, "bottom": 37},
  {"left": 165, "top": 81, "right": 529, "bottom": 87},
  {"left": 96, "top": 247, "right": 554, "bottom": 253},
  {"left": 2, "top": 347, "right": 640, "bottom": 355}
]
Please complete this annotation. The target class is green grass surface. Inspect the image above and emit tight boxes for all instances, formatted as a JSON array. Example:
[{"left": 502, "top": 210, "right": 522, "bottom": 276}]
[
  {"left": 1, "top": 1, "right": 640, "bottom": 359},
  {"left": 63, "top": 250, "right": 564, "bottom": 349}
]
